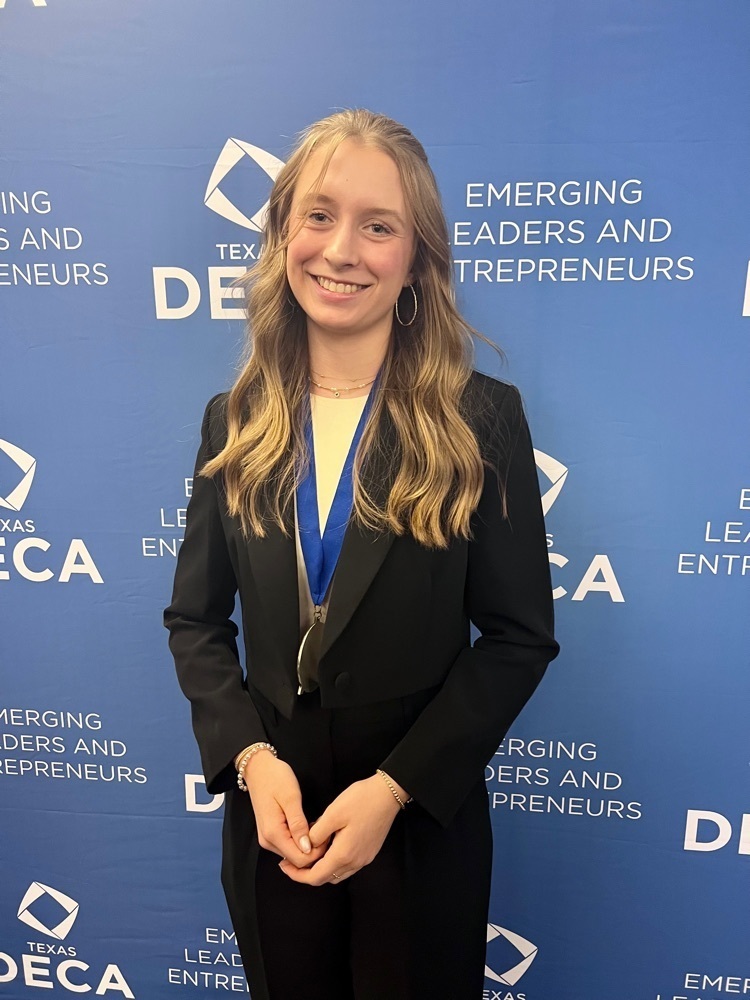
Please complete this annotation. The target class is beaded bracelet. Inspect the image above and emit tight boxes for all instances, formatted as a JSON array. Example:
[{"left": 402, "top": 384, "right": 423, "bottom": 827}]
[
  {"left": 376, "top": 768, "right": 413, "bottom": 809},
  {"left": 236, "top": 742, "right": 277, "bottom": 792}
]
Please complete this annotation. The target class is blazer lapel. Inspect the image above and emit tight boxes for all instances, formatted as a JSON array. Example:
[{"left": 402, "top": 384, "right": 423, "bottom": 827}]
[
  {"left": 319, "top": 403, "right": 398, "bottom": 660},
  {"left": 243, "top": 501, "right": 300, "bottom": 675},
  {"left": 317, "top": 521, "right": 395, "bottom": 660},
  {"left": 242, "top": 400, "right": 398, "bottom": 668}
]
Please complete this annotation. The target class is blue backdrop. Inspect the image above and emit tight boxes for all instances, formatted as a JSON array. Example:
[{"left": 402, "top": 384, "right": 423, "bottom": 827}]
[{"left": 2, "top": 2, "right": 748, "bottom": 998}]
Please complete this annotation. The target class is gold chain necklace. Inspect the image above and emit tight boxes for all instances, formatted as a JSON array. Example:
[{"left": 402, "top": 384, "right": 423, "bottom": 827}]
[{"left": 308, "top": 375, "right": 377, "bottom": 398}]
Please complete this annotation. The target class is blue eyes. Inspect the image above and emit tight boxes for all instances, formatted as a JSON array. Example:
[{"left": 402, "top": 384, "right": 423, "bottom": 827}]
[{"left": 306, "top": 211, "right": 392, "bottom": 236}]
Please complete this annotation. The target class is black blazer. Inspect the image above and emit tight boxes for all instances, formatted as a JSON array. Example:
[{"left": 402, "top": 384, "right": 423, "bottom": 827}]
[{"left": 164, "top": 372, "right": 559, "bottom": 829}]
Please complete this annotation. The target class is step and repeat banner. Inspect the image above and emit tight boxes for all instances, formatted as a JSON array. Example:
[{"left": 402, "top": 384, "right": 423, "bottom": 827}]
[{"left": 1, "top": 2, "right": 748, "bottom": 998}]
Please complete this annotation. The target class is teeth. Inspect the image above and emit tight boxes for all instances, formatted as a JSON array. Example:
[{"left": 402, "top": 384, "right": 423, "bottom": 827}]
[{"left": 316, "top": 276, "right": 365, "bottom": 294}]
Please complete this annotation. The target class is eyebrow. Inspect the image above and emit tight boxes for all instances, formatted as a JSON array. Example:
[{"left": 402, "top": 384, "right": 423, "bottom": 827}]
[{"left": 306, "top": 192, "right": 406, "bottom": 225}]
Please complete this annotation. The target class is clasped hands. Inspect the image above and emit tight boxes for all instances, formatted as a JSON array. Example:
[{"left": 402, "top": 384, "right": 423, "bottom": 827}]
[{"left": 243, "top": 751, "right": 405, "bottom": 886}]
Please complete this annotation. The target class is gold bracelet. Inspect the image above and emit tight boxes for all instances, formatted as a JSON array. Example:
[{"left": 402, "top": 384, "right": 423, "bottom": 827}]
[
  {"left": 376, "top": 768, "right": 412, "bottom": 810},
  {"left": 236, "top": 743, "right": 277, "bottom": 792},
  {"left": 234, "top": 743, "right": 263, "bottom": 769}
]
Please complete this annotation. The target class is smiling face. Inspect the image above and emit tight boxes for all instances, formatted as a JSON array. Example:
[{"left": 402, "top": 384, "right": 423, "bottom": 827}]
[{"left": 285, "top": 138, "right": 416, "bottom": 350}]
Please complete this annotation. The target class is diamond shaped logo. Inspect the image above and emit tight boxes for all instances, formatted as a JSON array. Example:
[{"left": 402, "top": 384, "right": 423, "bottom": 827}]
[
  {"left": 204, "top": 138, "right": 285, "bottom": 231},
  {"left": 485, "top": 923, "right": 538, "bottom": 986},
  {"left": 17, "top": 882, "right": 79, "bottom": 940},
  {"left": 0, "top": 439, "right": 36, "bottom": 512},
  {"left": 534, "top": 448, "right": 568, "bottom": 516}
]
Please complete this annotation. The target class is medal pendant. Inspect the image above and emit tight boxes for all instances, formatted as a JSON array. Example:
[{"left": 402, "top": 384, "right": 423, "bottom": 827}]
[{"left": 296, "top": 609, "right": 324, "bottom": 694}]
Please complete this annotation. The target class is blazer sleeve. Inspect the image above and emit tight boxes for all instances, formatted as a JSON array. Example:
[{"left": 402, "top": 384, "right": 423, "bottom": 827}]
[
  {"left": 164, "top": 393, "right": 269, "bottom": 795},
  {"left": 379, "top": 383, "right": 559, "bottom": 828}
]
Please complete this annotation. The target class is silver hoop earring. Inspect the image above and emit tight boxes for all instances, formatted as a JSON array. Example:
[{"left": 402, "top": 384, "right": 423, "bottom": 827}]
[{"left": 395, "top": 283, "right": 418, "bottom": 327}]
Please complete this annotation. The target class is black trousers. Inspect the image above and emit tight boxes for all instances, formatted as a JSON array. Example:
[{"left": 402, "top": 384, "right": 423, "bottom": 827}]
[{"left": 221, "top": 685, "right": 493, "bottom": 1000}]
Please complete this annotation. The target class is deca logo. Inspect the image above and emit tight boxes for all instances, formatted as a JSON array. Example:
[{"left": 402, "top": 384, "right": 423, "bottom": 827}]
[
  {"left": 0, "top": 882, "right": 134, "bottom": 996},
  {"left": 204, "top": 137, "right": 285, "bottom": 231},
  {"left": 0, "top": 440, "right": 103, "bottom": 584},
  {"left": 17, "top": 882, "right": 79, "bottom": 940},
  {"left": 534, "top": 449, "right": 568, "bottom": 517},
  {"left": 485, "top": 923, "right": 538, "bottom": 988},
  {"left": 153, "top": 138, "right": 286, "bottom": 321},
  {"left": 0, "top": 438, "right": 36, "bottom": 512},
  {"left": 684, "top": 810, "right": 750, "bottom": 855},
  {"left": 537, "top": 449, "right": 625, "bottom": 603},
  {"left": 185, "top": 773, "right": 224, "bottom": 813}
]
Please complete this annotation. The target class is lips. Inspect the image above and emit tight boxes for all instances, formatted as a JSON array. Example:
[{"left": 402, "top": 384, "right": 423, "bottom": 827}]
[{"left": 313, "top": 274, "right": 369, "bottom": 295}]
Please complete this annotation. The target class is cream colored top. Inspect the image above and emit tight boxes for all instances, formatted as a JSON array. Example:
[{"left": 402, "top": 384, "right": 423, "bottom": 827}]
[{"left": 295, "top": 392, "right": 370, "bottom": 637}]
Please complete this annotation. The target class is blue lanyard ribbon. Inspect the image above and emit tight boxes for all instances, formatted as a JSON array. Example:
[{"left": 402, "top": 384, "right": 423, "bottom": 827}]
[{"left": 296, "top": 378, "right": 380, "bottom": 607}]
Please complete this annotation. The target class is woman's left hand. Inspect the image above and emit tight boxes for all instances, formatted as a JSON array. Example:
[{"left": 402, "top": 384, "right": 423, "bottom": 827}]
[{"left": 277, "top": 774, "right": 404, "bottom": 886}]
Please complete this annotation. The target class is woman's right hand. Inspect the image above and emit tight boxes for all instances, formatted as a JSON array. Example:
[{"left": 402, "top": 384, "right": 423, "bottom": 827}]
[{"left": 242, "top": 751, "right": 330, "bottom": 869}]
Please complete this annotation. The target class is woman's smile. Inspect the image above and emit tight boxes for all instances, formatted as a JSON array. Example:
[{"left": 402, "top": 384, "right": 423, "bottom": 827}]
[{"left": 311, "top": 274, "right": 370, "bottom": 296}]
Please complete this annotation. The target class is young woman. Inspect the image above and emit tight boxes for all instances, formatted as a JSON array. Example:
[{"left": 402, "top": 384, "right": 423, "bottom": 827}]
[{"left": 165, "top": 109, "right": 559, "bottom": 1000}]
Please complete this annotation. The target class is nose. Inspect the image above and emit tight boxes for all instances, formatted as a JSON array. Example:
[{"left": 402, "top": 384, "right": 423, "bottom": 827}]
[{"left": 323, "top": 221, "right": 359, "bottom": 270}]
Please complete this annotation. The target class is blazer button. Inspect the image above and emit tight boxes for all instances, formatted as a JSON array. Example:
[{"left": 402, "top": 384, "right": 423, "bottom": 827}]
[{"left": 334, "top": 672, "right": 351, "bottom": 691}]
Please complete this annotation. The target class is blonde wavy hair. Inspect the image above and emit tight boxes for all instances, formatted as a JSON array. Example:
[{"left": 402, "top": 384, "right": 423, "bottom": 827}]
[{"left": 201, "top": 108, "right": 504, "bottom": 549}]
